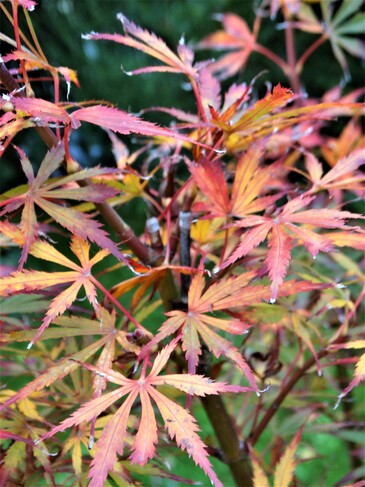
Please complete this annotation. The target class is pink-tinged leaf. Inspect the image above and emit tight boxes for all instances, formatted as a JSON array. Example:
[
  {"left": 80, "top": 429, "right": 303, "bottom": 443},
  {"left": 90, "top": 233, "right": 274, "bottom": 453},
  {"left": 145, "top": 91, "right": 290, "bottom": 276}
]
[
  {"left": 314, "top": 148, "right": 365, "bottom": 189},
  {"left": 11, "top": 97, "right": 69, "bottom": 125},
  {"left": 151, "top": 374, "right": 253, "bottom": 395},
  {"left": 81, "top": 106, "right": 185, "bottom": 142},
  {"left": 16, "top": 145, "right": 34, "bottom": 182},
  {"left": 45, "top": 184, "right": 118, "bottom": 202},
  {"left": 198, "top": 68, "right": 222, "bottom": 114},
  {"left": 189, "top": 271, "right": 256, "bottom": 312},
  {"left": 223, "top": 221, "right": 272, "bottom": 268},
  {"left": 84, "top": 13, "right": 197, "bottom": 78},
  {"left": 267, "top": 225, "right": 292, "bottom": 303},
  {"left": 88, "top": 390, "right": 139, "bottom": 487},
  {"left": 148, "top": 337, "right": 181, "bottom": 378},
  {"left": 10, "top": 0, "right": 37, "bottom": 10},
  {"left": 0, "top": 236, "right": 113, "bottom": 346},
  {"left": 148, "top": 386, "right": 223, "bottom": 487},
  {"left": 182, "top": 317, "right": 202, "bottom": 374},
  {"left": 1, "top": 144, "right": 128, "bottom": 268},
  {"left": 41, "top": 387, "right": 134, "bottom": 442},
  {"left": 284, "top": 208, "right": 364, "bottom": 228},
  {"left": 305, "top": 153, "right": 323, "bottom": 184},
  {"left": 0, "top": 270, "right": 80, "bottom": 296},
  {"left": 34, "top": 198, "right": 125, "bottom": 264},
  {"left": 189, "top": 159, "right": 230, "bottom": 218},
  {"left": 197, "top": 324, "right": 256, "bottom": 389},
  {"left": 286, "top": 223, "right": 334, "bottom": 257},
  {"left": 71, "top": 105, "right": 211, "bottom": 149},
  {"left": 198, "top": 13, "right": 256, "bottom": 80},
  {"left": 129, "top": 387, "right": 158, "bottom": 464}
]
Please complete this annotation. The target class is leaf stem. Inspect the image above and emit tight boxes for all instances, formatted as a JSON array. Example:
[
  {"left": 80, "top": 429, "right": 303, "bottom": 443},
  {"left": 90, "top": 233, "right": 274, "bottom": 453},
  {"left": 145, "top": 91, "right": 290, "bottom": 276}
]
[{"left": 249, "top": 348, "right": 330, "bottom": 446}]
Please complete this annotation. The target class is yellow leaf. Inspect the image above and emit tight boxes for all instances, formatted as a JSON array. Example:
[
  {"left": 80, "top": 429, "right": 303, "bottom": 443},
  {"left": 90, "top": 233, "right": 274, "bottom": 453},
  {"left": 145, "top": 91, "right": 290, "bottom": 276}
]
[
  {"left": 18, "top": 396, "right": 43, "bottom": 421},
  {"left": 273, "top": 425, "right": 304, "bottom": 487},
  {"left": 252, "top": 456, "right": 270, "bottom": 487}
]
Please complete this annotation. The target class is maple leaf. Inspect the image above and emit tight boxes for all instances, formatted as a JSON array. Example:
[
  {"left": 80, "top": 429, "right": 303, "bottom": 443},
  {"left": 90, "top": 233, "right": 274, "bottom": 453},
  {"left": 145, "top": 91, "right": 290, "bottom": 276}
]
[
  {"left": 305, "top": 148, "right": 365, "bottom": 195},
  {"left": 215, "top": 84, "right": 364, "bottom": 153},
  {"left": 188, "top": 145, "right": 284, "bottom": 220},
  {"left": 197, "top": 13, "right": 257, "bottom": 80},
  {"left": 83, "top": 13, "right": 204, "bottom": 79},
  {"left": 139, "top": 272, "right": 329, "bottom": 387},
  {"left": 0, "top": 143, "right": 122, "bottom": 267},
  {"left": 292, "top": 0, "right": 365, "bottom": 78},
  {"left": 0, "top": 236, "right": 110, "bottom": 347},
  {"left": 219, "top": 194, "right": 364, "bottom": 301},
  {"left": 39, "top": 340, "right": 251, "bottom": 487}
]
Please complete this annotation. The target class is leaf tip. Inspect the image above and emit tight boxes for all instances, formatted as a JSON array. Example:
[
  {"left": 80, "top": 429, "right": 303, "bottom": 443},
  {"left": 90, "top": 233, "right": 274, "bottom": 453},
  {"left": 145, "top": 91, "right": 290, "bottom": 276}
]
[
  {"left": 81, "top": 32, "right": 95, "bottom": 40},
  {"left": 269, "top": 298, "right": 276, "bottom": 304},
  {"left": 336, "top": 283, "right": 346, "bottom": 289},
  {"left": 334, "top": 393, "right": 344, "bottom": 410}
]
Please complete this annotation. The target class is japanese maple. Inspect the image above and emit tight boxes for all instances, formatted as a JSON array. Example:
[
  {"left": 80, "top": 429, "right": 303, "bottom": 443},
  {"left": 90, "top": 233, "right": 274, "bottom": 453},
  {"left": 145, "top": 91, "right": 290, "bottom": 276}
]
[{"left": 0, "top": 1, "right": 364, "bottom": 487}]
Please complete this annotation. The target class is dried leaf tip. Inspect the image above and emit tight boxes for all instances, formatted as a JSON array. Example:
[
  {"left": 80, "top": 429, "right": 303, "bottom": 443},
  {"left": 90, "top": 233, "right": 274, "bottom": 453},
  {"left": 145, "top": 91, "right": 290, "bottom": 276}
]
[{"left": 269, "top": 298, "right": 276, "bottom": 304}]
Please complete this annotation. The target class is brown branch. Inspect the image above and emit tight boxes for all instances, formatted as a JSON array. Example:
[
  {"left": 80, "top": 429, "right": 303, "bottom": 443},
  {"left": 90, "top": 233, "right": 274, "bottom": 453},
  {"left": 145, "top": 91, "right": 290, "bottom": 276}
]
[{"left": 249, "top": 348, "right": 330, "bottom": 446}]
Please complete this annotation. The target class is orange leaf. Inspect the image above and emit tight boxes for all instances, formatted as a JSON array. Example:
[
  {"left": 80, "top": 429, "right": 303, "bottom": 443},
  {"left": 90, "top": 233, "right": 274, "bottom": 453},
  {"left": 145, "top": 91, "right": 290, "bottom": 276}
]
[{"left": 0, "top": 236, "right": 109, "bottom": 347}]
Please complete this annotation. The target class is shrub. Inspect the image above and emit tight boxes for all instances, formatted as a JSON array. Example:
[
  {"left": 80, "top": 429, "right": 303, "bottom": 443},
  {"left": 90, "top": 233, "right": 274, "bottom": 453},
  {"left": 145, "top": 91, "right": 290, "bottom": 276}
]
[{"left": 1, "top": 1, "right": 364, "bottom": 486}]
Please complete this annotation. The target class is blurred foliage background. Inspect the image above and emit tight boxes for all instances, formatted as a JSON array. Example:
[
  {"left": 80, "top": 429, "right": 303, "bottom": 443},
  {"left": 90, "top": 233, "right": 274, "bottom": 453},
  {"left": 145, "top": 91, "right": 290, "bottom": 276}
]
[{"left": 1, "top": 0, "right": 364, "bottom": 191}]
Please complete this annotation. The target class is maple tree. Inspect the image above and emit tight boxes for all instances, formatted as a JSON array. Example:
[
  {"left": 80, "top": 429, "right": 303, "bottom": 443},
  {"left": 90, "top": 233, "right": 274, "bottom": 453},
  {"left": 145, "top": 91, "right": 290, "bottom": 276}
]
[{"left": 0, "top": 1, "right": 364, "bottom": 487}]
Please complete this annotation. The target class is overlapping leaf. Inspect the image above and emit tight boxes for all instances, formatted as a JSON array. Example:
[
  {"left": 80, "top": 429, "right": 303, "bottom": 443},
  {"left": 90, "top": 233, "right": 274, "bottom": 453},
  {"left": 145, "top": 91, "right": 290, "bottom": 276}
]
[
  {"left": 305, "top": 148, "right": 365, "bottom": 195},
  {"left": 219, "top": 194, "right": 364, "bottom": 301},
  {"left": 189, "top": 145, "right": 284, "bottom": 220},
  {"left": 5, "top": 96, "right": 213, "bottom": 151},
  {"left": 39, "top": 340, "right": 251, "bottom": 487},
  {"left": 0, "top": 144, "right": 123, "bottom": 267},
  {"left": 0, "top": 236, "right": 110, "bottom": 347},
  {"left": 140, "top": 272, "right": 331, "bottom": 386}
]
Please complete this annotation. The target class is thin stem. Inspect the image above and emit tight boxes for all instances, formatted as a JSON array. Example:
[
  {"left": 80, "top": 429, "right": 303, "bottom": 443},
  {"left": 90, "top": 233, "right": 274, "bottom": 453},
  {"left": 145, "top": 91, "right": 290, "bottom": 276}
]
[
  {"left": 296, "top": 35, "right": 327, "bottom": 75},
  {"left": 91, "top": 277, "right": 149, "bottom": 335},
  {"left": 284, "top": 20, "right": 300, "bottom": 93},
  {"left": 254, "top": 43, "right": 289, "bottom": 76},
  {"left": 249, "top": 348, "right": 331, "bottom": 446}
]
